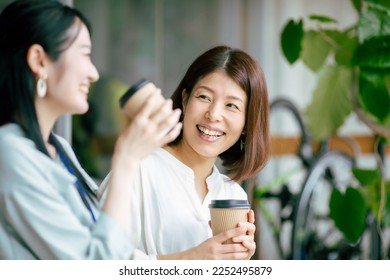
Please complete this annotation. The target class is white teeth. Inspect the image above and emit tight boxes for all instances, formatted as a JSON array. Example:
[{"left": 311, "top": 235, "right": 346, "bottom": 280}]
[
  {"left": 80, "top": 85, "right": 89, "bottom": 94},
  {"left": 198, "top": 126, "right": 223, "bottom": 137}
]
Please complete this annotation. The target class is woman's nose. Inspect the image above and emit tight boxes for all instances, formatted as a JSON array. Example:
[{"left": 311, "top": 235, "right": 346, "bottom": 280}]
[
  {"left": 205, "top": 104, "right": 223, "bottom": 121},
  {"left": 89, "top": 62, "right": 100, "bottom": 82}
]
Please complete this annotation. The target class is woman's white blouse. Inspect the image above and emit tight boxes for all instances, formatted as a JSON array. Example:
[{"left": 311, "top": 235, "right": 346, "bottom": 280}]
[{"left": 102, "top": 148, "right": 247, "bottom": 260}]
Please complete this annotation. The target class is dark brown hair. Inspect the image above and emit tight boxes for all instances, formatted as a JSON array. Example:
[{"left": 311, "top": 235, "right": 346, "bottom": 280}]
[{"left": 169, "top": 45, "right": 270, "bottom": 182}]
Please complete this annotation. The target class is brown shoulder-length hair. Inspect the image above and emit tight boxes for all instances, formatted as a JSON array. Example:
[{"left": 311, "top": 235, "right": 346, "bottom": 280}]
[{"left": 169, "top": 45, "right": 270, "bottom": 183}]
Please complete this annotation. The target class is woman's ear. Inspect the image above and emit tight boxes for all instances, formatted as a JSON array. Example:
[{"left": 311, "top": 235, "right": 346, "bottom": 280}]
[
  {"left": 181, "top": 89, "right": 189, "bottom": 112},
  {"left": 26, "top": 44, "right": 47, "bottom": 77}
]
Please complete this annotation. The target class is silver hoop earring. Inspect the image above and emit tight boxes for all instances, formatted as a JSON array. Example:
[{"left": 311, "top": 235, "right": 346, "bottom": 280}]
[{"left": 37, "top": 76, "right": 47, "bottom": 98}]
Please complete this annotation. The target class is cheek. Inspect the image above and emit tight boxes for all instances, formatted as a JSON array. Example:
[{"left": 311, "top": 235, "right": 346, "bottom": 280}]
[{"left": 231, "top": 116, "right": 246, "bottom": 136}]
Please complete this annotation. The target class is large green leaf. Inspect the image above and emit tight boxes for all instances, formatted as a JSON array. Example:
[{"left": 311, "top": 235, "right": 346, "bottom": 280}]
[
  {"left": 329, "top": 187, "right": 367, "bottom": 243},
  {"left": 305, "top": 65, "right": 352, "bottom": 140},
  {"left": 358, "top": 2, "right": 390, "bottom": 42},
  {"left": 353, "top": 35, "right": 390, "bottom": 68},
  {"left": 301, "top": 30, "right": 331, "bottom": 72},
  {"left": 359, "top": 70, "right": 390, "bottom": 124},
  {"left": 281, "top": 19, "right": 304, "bottom": 64}
]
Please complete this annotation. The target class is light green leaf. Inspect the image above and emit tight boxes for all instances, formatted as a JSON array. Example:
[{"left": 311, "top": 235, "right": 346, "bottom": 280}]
[
  {"left": 324, "top": 29, "right": 358, "bottom": 66},
  {"left": 301, "top": 30, "right": 331, "bottom": 72},
  {"left": 305, "top": 65, "right": 353, "bottom": 140}
]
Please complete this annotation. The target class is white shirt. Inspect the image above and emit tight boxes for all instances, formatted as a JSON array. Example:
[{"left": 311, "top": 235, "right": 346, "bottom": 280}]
[{"left": 102, "top": 148, "right": 247, "bottom": 259}]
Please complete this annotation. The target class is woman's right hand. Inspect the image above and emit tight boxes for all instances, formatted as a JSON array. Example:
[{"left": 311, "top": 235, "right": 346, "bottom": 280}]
[
  {"left": 113, "top": 89, "right": 182, "bottom": 167},
  {"left": 103, "top": 89, "right": 181, "bottom": 234}
]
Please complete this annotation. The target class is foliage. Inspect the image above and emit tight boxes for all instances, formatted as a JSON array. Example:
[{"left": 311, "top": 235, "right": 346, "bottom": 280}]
[
  {"left": 280, "top": 0, "right": 390, "bottom": 248},
  {"left": 281, "top": 0, "right": 390, "bottom": 140}
]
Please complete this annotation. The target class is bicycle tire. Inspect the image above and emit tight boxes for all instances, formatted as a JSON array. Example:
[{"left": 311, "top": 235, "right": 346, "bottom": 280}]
[{"left": 291, "top": 150, "right": 360, "bottom": 259}]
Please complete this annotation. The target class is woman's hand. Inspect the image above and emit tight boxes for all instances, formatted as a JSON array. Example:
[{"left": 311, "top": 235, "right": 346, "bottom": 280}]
[
  {"left": 231, "top": 209, "right": 256, "bottom": 259},
  {"left": 104, "top": 90, "right": 181, "bottom": 235},
  {"left": 158, "top": 225, "right": 253, "bottom": 260},
  {"left": 113, "top": 90, "right": 182, "bottom": 167}
]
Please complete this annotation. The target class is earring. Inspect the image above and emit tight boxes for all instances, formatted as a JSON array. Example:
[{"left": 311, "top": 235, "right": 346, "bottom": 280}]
[
  {"left": 240, "top": 137, "right": 245, "bottom": 151},
  {"left": 37, "top": 74, "right": 47, "bottom": 98}
]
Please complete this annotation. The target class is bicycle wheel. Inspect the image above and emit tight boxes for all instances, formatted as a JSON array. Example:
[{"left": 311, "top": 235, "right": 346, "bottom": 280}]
[{"left": 291, "top": 151, "right": 367, "bottom": 259}]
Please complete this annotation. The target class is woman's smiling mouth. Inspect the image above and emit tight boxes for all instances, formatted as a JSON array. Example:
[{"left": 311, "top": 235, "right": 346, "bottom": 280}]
[{"left": 197, "top": 125, "right": 225, "bottom": 140}]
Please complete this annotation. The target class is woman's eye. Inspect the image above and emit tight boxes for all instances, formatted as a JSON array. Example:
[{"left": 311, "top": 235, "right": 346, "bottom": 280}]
[
  {"left": 197, "top": 94, "right": 211, "bottom": 101},
  {"left": 227, "top": 103, "right": 239, "bottom": 110}
]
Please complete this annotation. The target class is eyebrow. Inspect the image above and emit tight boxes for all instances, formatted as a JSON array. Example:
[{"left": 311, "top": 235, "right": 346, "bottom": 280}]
[
  {"left": 197, "top": 85, "right": 245, "bottom": 104},
  {"left": 226, "top": 95, "right": 245, "bottom": 104}
]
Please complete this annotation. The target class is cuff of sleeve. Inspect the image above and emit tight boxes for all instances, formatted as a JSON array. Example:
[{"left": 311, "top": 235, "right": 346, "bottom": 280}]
[{"left": 92, "top": 212, "right": 134, "bottom": 259}]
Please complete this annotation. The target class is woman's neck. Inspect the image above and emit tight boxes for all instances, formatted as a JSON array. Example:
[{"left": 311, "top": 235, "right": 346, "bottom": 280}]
[{"left": 164, "top": 143, "right": 216, "bottom": 203}]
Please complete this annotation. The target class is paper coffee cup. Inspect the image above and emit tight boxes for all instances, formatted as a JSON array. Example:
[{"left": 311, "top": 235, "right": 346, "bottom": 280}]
[
  {"left": 119, "top": 78, "right": 165, "bottom": 119},
  {"left": 209, "top": 199, "right": 250, "bottom": 244}
]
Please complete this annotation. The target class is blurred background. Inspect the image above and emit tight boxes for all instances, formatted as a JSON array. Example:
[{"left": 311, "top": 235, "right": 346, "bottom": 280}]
[{"left": 3, "top": 0, "right": 387, "bottom": 259}]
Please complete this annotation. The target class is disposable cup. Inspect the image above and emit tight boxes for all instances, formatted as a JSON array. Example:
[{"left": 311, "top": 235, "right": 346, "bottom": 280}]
[
  {"left": 119, "top": 78, "right": 165, "bottom": 119},
  {"left": 209, "top": 199, "right": 250, "bottom": 244}
]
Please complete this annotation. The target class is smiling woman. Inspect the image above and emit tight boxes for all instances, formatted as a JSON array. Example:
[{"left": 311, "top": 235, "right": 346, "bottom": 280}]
[
  {"left": 100, "top": 45, "right": 270, "bottom": 260},
  {"left": 0, "top": 0, "right": 181, "bottom": 259}
]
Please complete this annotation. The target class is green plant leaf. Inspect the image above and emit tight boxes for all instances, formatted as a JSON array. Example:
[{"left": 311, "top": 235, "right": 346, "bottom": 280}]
[
  {"left": 329, "top": 187, "right": 367, "bottom": 243},
  {"left": 301, "top": 30, "right": 331, "bottom": 71},
  {"left": 351, "top": 0, "right": 363, "bottom": 12},
  {"left": 358, "top": 2, "right": 390, "bottom": 42},
  {"left": 281, "top": 19, "right": 304, "bottom": 64},
  {"left": 324, "top": 29, "right": 358, "bottom": 66},
  {"left": 359, "top": 70, "right": 390, "bottom": 124},
  {"left": 305, "top": 65, "right": 352, "bottom": 140},
  {"left": 352, "top": 167, "right": 381, "bottom": 185},
  {"left": 309, "top": 15, "right": 338, "bottom": 24},
  {"left": 364, "top": 0, "right": 390, "bottom": 11},
  {"left": 353, "top": 35, "right": 390, "bottom": 68}
]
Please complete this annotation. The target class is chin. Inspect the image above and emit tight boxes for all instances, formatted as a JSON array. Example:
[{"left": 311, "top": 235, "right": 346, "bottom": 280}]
[{"left": 73, "top": 104, "right": 89, "bottom": 115}]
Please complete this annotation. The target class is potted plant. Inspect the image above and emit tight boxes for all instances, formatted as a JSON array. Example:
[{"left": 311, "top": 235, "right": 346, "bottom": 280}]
[{"left": 280, "top": 0, "right": 390, "bottom": 257}]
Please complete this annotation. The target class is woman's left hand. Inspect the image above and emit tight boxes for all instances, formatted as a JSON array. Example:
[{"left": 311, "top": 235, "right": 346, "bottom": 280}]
[{"left": 231, "top": 209, "right": 256, "bottom": 259}]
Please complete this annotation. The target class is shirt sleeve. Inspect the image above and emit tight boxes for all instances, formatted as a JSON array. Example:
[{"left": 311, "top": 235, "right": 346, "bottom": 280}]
[
  {"left": 100, "top": 166, "right": 158, "bottom": 260},
  {"left": 0, "top": 136, "right": 134, "bottom": 259}
]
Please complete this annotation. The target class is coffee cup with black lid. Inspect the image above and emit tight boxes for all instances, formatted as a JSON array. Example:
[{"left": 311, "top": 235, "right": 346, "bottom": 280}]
[
  {"left": 119, "top": 78, "right": 165, "bottom": 118},
  {"left": 209, "top": 199, "right": 250, "bottom": 244}
]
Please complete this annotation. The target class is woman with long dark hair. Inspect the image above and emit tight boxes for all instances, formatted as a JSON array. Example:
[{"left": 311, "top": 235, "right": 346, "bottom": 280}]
[{"left": 0, "top": 0, "right": 181, "bottom": 259}]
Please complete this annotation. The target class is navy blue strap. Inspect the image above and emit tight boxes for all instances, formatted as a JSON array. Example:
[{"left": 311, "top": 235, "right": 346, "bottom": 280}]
[{"left": 50, "top": 135, "right": 96, "bottom": 223}]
